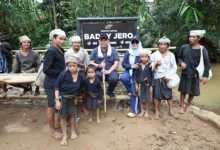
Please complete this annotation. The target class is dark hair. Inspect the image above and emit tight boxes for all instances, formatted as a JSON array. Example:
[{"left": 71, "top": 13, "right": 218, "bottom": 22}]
[
  {"left": 86, "top": 64, "right": 97, "bottom": 73},
  {"left": 53, "top": 34, "right": 58, "bottom": 39},
  {"left": 2, "top": 42, "right": 12, "bottom": 51}
]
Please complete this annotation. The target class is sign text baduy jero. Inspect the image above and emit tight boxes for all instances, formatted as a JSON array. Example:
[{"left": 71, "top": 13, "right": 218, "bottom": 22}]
[{"left": 82, "top": 22, "right": 137, "bottom": 49}]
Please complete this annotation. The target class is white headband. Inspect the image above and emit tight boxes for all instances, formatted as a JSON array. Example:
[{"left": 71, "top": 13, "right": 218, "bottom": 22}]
[
  {"left": 69, "top": 35, "right": 81, "bottom": 42},
  {"left": 49, "top": 29, "right": 66, "bottom": 40},
  {"left": 19, "top": 35, "right": 31, "bottom": 43},
  {"left": 190, "top": 30, "right": 206, "bottom": 37},
  {"left": 158, "top": 37, "right": 170, "bottom": 44},
  {"left": 139, "top": 49, "right": 152, "bottom": 57}
]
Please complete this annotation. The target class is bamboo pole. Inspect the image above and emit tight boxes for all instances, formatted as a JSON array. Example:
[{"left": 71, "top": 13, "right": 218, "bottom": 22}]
[{"left": 102, "top": 63, "right": 107, "bottom": 113}]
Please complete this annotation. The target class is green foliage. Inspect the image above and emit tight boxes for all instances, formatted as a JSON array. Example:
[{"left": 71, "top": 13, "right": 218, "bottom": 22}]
[{"left": 139, "top": 0, "right": 220, "bottom": 62}]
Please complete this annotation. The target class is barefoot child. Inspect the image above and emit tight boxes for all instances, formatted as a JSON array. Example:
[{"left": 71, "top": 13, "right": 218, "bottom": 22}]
[
  {"left": 55, "top": 56, "right": 83, "bottom": 145},
  {"left": 134, "top": 49, "right": 154, "bottom": 118},
  {"left": 83, "top": 64, "right": 103, "bottom": 123}
]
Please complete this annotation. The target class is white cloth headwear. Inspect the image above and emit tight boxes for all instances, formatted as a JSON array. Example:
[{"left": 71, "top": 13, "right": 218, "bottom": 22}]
[
  {"left": 98, "top": 44, "right": 112, "bottom": 58},
  {"left": 69, "top": 35, "right": 81, "bottom": 42},
  {"left": 158, "top": 37, "right": 170, "bottom": 44},
  {"left": 190, "top": 30, "right": 206, "bottom": 37},
  {"left": 19, "top": 35, "right": 31, "bottom": 43},
  {"left": 49, "top": 29, "right": 66, "bottom": 40},
  {"left": 139, "top": 49, "right": 152, "bottom": 57}
]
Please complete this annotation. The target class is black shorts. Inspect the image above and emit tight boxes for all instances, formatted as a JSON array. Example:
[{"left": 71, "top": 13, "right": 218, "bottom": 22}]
[{"left": 45, "top": 89, "right": 55, "bottom": 108}]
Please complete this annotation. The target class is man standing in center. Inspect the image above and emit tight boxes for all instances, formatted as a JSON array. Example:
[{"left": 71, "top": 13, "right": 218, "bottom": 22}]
[{"left": 90, "top": 33, "right": 119, "bottom": 97}]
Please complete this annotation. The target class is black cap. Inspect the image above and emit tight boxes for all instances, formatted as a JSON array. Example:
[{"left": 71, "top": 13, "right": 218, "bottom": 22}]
[
  {"left": 131, "top": 35, "right": 140, "bottom": 43},
  {"left": 99, "top": 33, "right": 108, "bottom": 40}
]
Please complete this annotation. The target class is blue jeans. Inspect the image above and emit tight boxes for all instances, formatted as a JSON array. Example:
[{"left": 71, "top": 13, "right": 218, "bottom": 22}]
[
  {"left": 96, "top": 70, "right": 119, "bottom": 94},
  {"left": 120, "top": 71, "right": 140, "bottom": 114}
]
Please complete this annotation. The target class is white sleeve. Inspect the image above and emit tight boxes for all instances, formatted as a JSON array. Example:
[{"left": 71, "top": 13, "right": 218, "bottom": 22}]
[
  {"left": 165, "top": 53, "right": 177, "bottom": 78},
  {"left": 150, "top": 52, "right": 156, "bottom": 65}
]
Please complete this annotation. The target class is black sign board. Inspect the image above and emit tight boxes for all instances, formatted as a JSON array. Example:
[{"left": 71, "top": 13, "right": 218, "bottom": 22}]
[{"left": 77, "top": 17, "right": 139, "bottom": 49}]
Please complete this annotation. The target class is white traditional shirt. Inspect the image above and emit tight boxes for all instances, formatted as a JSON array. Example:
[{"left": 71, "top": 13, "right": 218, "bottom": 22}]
[{"left": 150, "top": 50, "right": 177, "bottom": 79}]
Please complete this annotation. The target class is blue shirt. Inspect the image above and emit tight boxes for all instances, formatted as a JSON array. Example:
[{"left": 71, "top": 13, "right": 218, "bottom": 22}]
[
  {"left": 55, "top": 70, "right": 83, "bottom": 96},
  {"left": 90, "top": 47, "right": 119, "bottom": 70}
]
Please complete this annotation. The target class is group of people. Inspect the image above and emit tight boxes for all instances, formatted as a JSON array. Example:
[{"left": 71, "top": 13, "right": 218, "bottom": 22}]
[{"left": 0, "top": 29, "right": 211, "bottom": 146}]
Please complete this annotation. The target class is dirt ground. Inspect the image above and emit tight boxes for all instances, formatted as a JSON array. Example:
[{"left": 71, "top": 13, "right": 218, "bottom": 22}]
[{"left": 0, "top": 101, "right": 220, "bottom": 150}]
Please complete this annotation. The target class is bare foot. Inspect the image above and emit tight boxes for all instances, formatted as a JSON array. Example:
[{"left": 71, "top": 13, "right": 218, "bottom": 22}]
[
  {"left": 83, "top": 108, "right": 89, "bottom": 116},
  {"left": 179, "top": 107, "right": 184, "bottom": 114},
  {"left": 144, "top": 112, "right": 149, "bottom": 118},
  {"left": 97, "top": 118, "right": 101, "bottom": 124},
  {"left": 49, "top": 131, "right": 63, "bottom": 140},
  {"left": 70, "top": 132, "right": 78, "bottom": 140},
  {"left": 88, "top": 117, "right": 92, "bottom": 123},
  {"left": 169, "top": 111, "right": 179, "bottom": 119},
  {"left": 154, "top": 112, "right": 159, "bottom": 120},
  {"left": 138, "top": 112, "right": 144, "bottom": 118},
  {"left": 185, "top": 105, "right": 191, "bottom": 113},
  {"left": 61, "top": 137, "right": 68, "bottom": 145}
]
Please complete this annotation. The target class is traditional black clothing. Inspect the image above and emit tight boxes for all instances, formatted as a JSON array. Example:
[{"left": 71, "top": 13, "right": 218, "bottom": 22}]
[
  {"left": 55, "top": 70, "right": 83, "bottom": 118},
  {"left": 177, "top": 44, "right": 211, "bottom": 96},
  {"left": 83, "top": 77, "right": 103, "bottom": 110},
  {"left": 134, "top": 63, "right": 154, "bottom": 102}
]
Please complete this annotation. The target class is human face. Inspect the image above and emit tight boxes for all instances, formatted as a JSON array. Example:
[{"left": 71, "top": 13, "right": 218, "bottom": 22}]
[
  {"left": 189, "top": 35, "right": 200, "bottom": 45},
  {"left": 53, "top": 35, "right": 65, "bottom": 48},
  {"left": 67, "top": 62, "right": 78, "bottom": 74},
  {"left": 72, "top": 41, "right": 81, "bottom": 50},
  {"left": 21, "top": 41, "right": 31, "bottom": 50},
  {"left": 132, "top": 40, "right": 139, "bottom": 49},
  {"left": 87, "top": 68, "right": 96, "bottom": 79},
  {"left": 99, "top": 38, "right": 109, "bottom": 50},
  {"left": 140, "top": 54, "right": 149, "bottom": 64},
  {"left": 158, "top": 43, "right": 169, "bottom": 52}
]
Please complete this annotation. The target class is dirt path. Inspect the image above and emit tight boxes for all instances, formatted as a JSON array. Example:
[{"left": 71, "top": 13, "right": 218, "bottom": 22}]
[{"left": 0, "top": 103, "right": 220, "bottom": 150}]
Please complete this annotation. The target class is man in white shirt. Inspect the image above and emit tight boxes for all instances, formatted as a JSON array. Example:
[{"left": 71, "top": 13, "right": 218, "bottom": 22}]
[{"left": 151, "top": 37, "right": 178, "bottom": 120}]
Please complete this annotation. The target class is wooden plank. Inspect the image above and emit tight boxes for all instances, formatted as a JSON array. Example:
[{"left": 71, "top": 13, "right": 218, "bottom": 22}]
[
  {"left": 0, "top": 73, "right": 37, "bottom": 84},
  {"left": 0, "top": 94, "right": 130, "bottom": 101},
  {"left": 12, "top": 47, "right": 176, "bottom": 53}
]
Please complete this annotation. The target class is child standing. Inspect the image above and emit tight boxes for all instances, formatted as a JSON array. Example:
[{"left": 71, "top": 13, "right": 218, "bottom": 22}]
[
  {"left": 84, "top": 64, "right": 103, "bottom": 123},
  {"left": 55, "top": 56, "right": 83, "bottom": 145},
  {"left": 134, "top": 49, "right": 154, "bottom": 118}
]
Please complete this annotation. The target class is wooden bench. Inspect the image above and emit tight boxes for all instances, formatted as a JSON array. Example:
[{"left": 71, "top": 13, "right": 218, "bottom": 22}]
[{"left": 1, "top": 47, "right": 176, "bottom": 100}]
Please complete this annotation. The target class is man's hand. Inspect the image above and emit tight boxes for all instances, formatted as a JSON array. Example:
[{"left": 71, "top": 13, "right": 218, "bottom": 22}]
[
  {"left": 164, "top": 76, "right": 170, "bottom": 82},
  {"left": 180, "top": 62, "right": 187, "bottom": 70},
  {"left": 99, "top": 61, "right": 106, "bottom": 69},
  {"left": 131, "top": 64, "right": 139, "bottom": 69},
  {"left": 201, "top": 77, "right": 208, "bottom": 84},
  {"left": 149, "top": 86, "right": 153, "bottom": 94},
  {"left": 102, "top": 69, "right": 111, "bottom": 75},
  {"left": 135, "top": 84, "right": 139, "bottom": 92},
  {"left": 55, "top": 97, "right": 62, "bottom": 110},
  {"left": 151, "top": 61, "right": 161, "bottom": 71}
]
